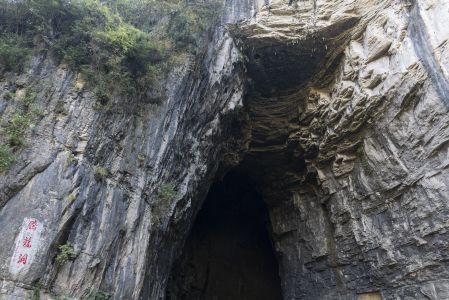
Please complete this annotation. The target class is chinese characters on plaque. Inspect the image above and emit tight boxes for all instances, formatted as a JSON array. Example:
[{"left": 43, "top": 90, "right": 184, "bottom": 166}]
[{"left": 9, "top": 218, "right": 43, "bottom": 276}]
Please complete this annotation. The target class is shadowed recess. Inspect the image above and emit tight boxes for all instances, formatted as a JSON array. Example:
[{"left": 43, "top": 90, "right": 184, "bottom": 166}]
[{"left": 166, "top": 170, "right": 282, "bottom": 300}]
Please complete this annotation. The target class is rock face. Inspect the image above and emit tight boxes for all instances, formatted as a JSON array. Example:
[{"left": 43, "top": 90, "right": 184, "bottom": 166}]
[
  {"left": 1, "top": 0, "right": 449, "bottom": 299},
  {"left": 230, "top": 0, "right": 449, "bottom": 299}
]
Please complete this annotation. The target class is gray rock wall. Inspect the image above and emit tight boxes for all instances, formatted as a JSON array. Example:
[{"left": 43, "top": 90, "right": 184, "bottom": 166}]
[
  {"left": 0, "top": 0, "right": 253, "bottom": 298},
  {"left": 1, "top": 0, "right": 449, "bottom": 299},
  {"left": 234, "top": 0, "right": 449, "bottom": 299}
]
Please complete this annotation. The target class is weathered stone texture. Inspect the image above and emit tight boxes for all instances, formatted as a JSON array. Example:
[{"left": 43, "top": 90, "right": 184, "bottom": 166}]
[
  {"left": 234, "top": 0, "right": 449, "bottom": 299},
  {"left": 1, "top": 0, "right": 449, "bottom": 299}
]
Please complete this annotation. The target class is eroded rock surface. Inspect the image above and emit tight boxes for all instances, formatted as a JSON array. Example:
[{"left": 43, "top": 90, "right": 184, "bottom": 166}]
[
  {"left": 1, "top": 0, "right": 449, "bottom": 299},
  {"left": 0, "top": 0, "right": 252, "bottom": 298},
  {"left": 230, "top": 0, "right": 449, "bottom": 299}
]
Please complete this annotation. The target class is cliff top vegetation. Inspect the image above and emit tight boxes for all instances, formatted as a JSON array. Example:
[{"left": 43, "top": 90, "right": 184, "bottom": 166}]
[{"left": 0, "top": 0, "right": 222, "bottom": 99}]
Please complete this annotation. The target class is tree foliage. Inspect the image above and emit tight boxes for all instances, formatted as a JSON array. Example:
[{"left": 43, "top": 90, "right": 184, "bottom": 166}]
[
  {"left": 0, "top": 0, "right": 222, "bottom": 100},
  {"left": 0, "top": 0, "right": 222, "bottom": 172}
]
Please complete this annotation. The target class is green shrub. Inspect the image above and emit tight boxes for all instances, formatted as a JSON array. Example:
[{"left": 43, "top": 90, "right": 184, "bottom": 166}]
[
  {"left": 5, "top": 112, "right": 30, "bottom": 147},
  {"left": 158, "top": 182, "right": 177, "bottom": 201},
  {"left": 0, "top": 90, "right": 35, "bottom": 171},
  {"left": 84, "top": 290, "right": 109, "bottom": 300},
  {"left": 94, "top": 81, "right": 111, "bottom": 106},
  {"left": 80, "top": 65, "right": 96, "bottom": 83},
  {"left": 66, "top": 153, "right": 76, "bottom": 165},
  {"left": 22, "top": 91, "right": 37, "bottom": 106},
  {"left": 0, "top": 0, "right": 223, "bottom": 102},
  {"left": 54, "top": 99, "right": 66, "bottom": 115},
  {"left": 55, "top": 244, "right": 76, "bottom": 265},
  {"left": 30, "top": 287, "right": 41, "bottom": 300},
  {"left": 49, "top": 293, "right": 69, "bottom": 300},
  {"left": 0, "top": 89, "right": 36, "bottom": 172},
  {"left": 0, "top": 145, "right": 16, "bottom": 173},
  {"left": 0, "top": 34, "right": 32, "bottom": 73},
  {"left": 94, "top": 166, "right": 109, "bottom": 180},
  {"left": 168, "top": 2, "right": 221, "bottom": 52},
  {"left": 3, "top": 91, "right": 14, "bottom": 101}
]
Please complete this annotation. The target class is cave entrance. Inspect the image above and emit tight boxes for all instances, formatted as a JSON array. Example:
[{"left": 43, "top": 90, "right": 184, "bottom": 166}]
[{"left": 166, "top": 170, "right": 283, "bottom": 300}]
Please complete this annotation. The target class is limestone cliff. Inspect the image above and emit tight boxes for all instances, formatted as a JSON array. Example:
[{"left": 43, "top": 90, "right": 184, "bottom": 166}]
[{"left": 1, "top": 0, "right": 449, "bottom": 299}]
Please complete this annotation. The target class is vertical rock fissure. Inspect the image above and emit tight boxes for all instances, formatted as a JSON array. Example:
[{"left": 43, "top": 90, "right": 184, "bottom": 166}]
[{"left": 409, "top": 1, "right": 449, "bottom": 104}]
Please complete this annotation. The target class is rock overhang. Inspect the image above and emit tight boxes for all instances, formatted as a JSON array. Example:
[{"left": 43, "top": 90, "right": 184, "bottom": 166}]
[{"left": 229, "top": 12, "right": 361, "bottom": 96}]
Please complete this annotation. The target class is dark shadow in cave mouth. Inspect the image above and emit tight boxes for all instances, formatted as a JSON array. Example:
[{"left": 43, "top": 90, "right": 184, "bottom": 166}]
[{"left": 166, "top": 170, "right": 283, "bottom": 300}]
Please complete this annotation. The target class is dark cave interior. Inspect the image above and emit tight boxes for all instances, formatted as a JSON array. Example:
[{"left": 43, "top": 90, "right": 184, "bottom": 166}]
[{"left": 166, "top": 170, "right": 283, "bottom": 300}]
